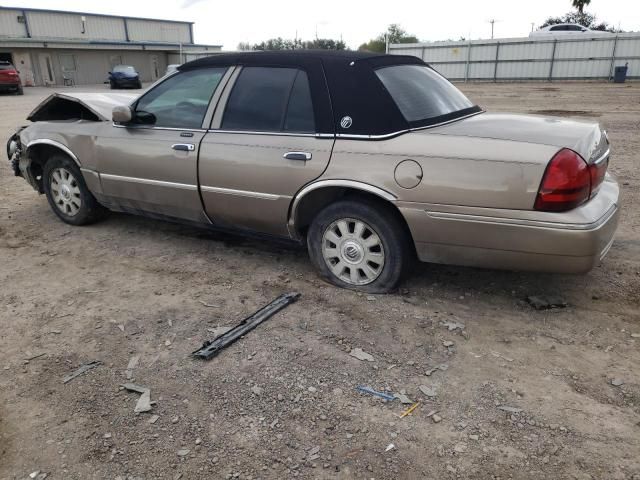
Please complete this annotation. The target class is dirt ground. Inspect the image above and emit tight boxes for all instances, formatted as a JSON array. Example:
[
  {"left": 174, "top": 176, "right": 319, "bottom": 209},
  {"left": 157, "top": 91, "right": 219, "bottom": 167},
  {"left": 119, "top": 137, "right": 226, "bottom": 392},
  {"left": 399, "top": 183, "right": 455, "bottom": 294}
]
[{"left": 0, "top": 81, "right": 639, "bottom": 480}]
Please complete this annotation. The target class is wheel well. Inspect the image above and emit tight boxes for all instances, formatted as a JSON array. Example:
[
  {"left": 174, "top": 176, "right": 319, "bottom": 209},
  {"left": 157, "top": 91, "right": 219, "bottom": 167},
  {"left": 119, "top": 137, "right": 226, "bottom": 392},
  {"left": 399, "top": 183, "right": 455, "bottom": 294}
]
[
  {"left": 292, "top": 186, "right": 416, "bottom": 250},
  {"left": 24, "top": 144, "right": 72, "bottom": 193}
]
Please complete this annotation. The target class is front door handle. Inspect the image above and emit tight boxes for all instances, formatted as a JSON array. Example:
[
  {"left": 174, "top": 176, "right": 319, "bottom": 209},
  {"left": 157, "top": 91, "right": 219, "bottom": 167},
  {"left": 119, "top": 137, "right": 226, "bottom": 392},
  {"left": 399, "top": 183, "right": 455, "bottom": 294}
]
[
  {"left": 283, "top": 151, "right": 312, "bottom": 161},
  {"left": 172, "top": 143, "right": 195, "bottom": 152}
]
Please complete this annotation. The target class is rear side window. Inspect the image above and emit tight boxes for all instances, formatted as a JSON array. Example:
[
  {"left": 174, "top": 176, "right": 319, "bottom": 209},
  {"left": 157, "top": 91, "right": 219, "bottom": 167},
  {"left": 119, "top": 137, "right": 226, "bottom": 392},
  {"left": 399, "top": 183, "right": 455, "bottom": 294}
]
[
  {"left": 376, "top": 65, "right": 475, "bottom": 124},
  {"left": 222, "top": 67, "right": 315, "bottom": 133}
]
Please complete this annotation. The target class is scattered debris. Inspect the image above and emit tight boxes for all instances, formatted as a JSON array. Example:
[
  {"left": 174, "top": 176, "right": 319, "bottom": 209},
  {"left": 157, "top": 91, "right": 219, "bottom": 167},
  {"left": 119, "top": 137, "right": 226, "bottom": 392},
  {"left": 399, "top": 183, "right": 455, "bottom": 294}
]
[
  {"left": 193, "top": 292, "right": 300, "bottom": 360},
  {"left": 24, "top": 352, "right": 46, "bottom": 361},
  {"left": 121, "top": 383, "right": 153, "bottom": 413},
  {"left": 491, "top": 351, "right": 514, "bottom": 362},
  {"left": 398, "top": 402, "right": 420, "bottom": 418},
  {"left": 611, "top": 378, "right": 624, "bottom": 387},
  {"left": 356, "top": 386, "right": 395, "bottom": 401},
  {"left": 631, "top": 333, "right": 640, "bottom": 338},
  {"left": 117, "top": 324, "right": 125, "bottom": 332},
  {"left": 177, "top": 448, "right": 190, "bottom": 457},
  {"left": 198, "top": 300, "right": 220, "bottom": 308},
  {"left": 394, "top": 392, "right": 413, "bottom": 404},
  {"left": 350, "top": 348, "right": 375, "bottom": 362},
  {"left": 497, "top": 405, "right": 522, "bottom": 413},
  {"left": 251, "top": 385, "right": 264, "bottom": 396},
  {"left": 29, "top": 472, "right": 47, "bottom": 480},
  {"left": 443, "top": 340, "right": 454, "bottom": 348},
  {"left": 526, "top": 295, "right": 568, "bottom": 310},
  {"left": 425, "top": 364, "right": 448, "bottom": 376},
  {"left": 385, "top": 443, "right": 395, "bottom": 452},
  {"left": 419, "top": 385, "right": 437, "bottom": 397},
  {"left": 126, "top": 355, "right": 140, "bottom": 380},
  {"left": 432, "top": 413, "right": 442, "bottom": 423},
  {"left": 441, "top": 321, "right": 465, "bottom": 332},
  {"left": 148, "top": 415, "right": 160, "bottom": 424},
  {"left": 62, "top": 361, "right": 101, "bottom": 384},
  {"left": 454, "top": 442, "right": 468, "bottom": 454}
]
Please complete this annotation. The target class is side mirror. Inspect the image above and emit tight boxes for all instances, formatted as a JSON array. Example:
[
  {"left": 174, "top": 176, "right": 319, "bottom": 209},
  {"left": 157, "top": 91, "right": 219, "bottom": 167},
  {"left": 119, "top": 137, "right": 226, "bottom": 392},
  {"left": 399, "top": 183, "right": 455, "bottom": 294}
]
[{"left": 112, "top": 105, "right": 133, "bottom": 123}]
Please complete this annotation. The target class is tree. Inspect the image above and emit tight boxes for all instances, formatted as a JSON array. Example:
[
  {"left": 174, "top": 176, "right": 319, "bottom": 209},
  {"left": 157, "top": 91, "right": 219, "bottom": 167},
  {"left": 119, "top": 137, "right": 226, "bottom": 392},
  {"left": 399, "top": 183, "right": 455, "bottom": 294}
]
[
  {"left": 239, "top": 37, "right": 347, "bottom": 51},
  {"left": 571, "top": 0, "right": 591, "bottom": 13},
  {"left": 358, "top": 24, "right": 419, "bottom": 53}
]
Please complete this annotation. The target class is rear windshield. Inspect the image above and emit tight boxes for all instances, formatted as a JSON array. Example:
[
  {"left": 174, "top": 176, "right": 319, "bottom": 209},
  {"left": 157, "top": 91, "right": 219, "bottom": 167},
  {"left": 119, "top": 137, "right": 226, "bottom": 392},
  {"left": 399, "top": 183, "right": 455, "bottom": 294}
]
[
  {"left": 375, "top": 65, "right": 476, "bottom": 125},
  {"left": 113, "top": 65, "right": 136, "bottom": 74}
]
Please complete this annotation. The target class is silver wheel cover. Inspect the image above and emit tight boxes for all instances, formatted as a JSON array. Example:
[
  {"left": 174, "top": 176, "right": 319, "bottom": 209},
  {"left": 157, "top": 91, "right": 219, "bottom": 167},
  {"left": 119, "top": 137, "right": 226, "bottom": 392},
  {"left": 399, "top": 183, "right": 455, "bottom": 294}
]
[
  {"left": 50, "top": 167, "right": 82, "bottom": 217},
  {"left": 321, "top": 217, "right": 385, "bottom": 285}
]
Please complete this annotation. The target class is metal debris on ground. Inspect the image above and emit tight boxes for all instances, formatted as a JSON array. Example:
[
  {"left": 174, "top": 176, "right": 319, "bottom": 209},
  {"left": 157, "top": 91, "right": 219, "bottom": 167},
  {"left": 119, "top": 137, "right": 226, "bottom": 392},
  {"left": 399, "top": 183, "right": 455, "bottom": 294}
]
[
  {"left": 193, "top": 292, "right": 301, "bottom": 360},
  {"left": 398, "top": 402, "right": 420, "bottom": 418},
  {"left": 62, "top": 360, "right": 102, "bottom": 384},
  {"left": 121, "top": 383, "right": 153, "bottom": 413},
  {"left": 497, "top": 405, "right": 522, "bottom": 413},
  {"left": 526, "top": 295, "right": 568, "bottom": 310},
  {"left": 442, "top": 340, "right": 454, "bottom": 348},
  {"left": 356, "top": 385, "right": 396, "bottom": 401},
  {"left": 349, "top": 348, "right": 375, "bottom": 362},
  {"left": 385, "top": 443, "right": 395, "bottom": 452},
  {"left": 610, "top": 378, "right": 624, "bottom": 386}
]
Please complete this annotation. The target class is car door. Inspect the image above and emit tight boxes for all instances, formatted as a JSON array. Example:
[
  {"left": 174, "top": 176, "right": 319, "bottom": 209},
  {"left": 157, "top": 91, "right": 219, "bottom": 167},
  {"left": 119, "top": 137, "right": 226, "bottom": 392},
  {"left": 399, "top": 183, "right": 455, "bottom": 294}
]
[
  {"left": 199, "top": 65, "right": 335, "bottom": 237},
  {"left": 96, "top": 67, "right": 228, "bottom": 222}
]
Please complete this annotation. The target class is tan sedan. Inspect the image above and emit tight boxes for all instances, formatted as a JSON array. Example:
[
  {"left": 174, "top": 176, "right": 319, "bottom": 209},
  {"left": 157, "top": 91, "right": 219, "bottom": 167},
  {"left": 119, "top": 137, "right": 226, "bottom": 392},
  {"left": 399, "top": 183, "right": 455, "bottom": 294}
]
[{"left": 7, "top": 51, "right": 619, "bottom": 292}]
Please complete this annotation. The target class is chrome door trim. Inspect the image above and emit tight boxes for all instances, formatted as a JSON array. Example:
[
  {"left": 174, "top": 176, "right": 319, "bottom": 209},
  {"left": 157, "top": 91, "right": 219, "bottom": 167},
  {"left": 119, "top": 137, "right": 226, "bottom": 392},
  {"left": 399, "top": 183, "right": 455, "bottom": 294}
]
[
  {"left": 200, "top": 185, "right": 289, "bottom": 201},
  {"left": 288, "top": 179, "right": 398, "bottom": 237},
  {"left": 112, "top": 123, "right": 207, "bottom": 133},
  {"left": 26, "top": 139, "right": 81, "bottom": 167},
  {"left": 206, "top": 129, "right": 333, "bottom": 138},
  {"left": 100, "top": 173, "right": 198, "bottom": 191}
]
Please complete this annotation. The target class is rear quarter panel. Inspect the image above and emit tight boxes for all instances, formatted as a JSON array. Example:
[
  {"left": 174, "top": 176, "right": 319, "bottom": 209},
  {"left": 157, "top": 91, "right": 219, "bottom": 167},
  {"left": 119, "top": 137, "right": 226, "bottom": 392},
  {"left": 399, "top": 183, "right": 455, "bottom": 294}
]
[{"left": 325, "top": 131, "right": 558, "bottom": 210}]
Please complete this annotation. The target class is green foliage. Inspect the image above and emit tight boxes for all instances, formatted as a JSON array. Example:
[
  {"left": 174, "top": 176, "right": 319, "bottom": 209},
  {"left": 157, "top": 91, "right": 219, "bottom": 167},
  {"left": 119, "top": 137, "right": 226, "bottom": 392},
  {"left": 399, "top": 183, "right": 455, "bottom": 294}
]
[
  {"left": 571, "top": 0, "right": 591, "bottom": 13},
  {"left": 540, "top": 11, "right": 619, "bottom": 32},
  {"left": 358, "top": 24, "right": 419, "bottom": 53},
  {"left": 237, "top": 37, "right": 347, "bottom": 51}
]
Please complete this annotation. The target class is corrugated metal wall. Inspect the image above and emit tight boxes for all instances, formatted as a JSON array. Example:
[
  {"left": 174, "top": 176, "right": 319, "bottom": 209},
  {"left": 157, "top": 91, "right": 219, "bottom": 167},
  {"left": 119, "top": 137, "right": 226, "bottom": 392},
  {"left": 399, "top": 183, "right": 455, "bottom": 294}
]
[
  {"left": 390, "top": 34, "right": 640, "bottom": 81},
  {"left": 25, "top": 11, "right": 126, "bottom": 41},
  {"left": 126, "top": 19, "right": 191, "bottom": 44},
  {"left": 0, "top": 9, "right": 28, "bottom": 37}
]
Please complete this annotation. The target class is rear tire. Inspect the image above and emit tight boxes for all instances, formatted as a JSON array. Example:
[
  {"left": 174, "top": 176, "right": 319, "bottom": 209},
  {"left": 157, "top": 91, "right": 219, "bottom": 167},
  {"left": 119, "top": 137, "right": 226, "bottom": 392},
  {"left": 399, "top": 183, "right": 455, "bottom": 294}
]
[
  {"left": 109, "top": 81, "right": 116, "bottom": 89},
  {"left": 43, "top": 154, "right": 108, "bottom": 226},
  {"left": 16, "top": 85, "right": 23, "bottom": 95},
  {"left": 307, "top": 199, "right": 411, "bottom": 293}
]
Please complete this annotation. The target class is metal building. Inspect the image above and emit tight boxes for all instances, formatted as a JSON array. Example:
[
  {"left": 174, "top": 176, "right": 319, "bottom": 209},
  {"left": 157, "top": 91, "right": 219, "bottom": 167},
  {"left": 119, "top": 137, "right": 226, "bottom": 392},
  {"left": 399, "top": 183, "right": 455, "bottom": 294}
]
[{"left": 0, "top": 6, "right": 222, "bottom": 86}]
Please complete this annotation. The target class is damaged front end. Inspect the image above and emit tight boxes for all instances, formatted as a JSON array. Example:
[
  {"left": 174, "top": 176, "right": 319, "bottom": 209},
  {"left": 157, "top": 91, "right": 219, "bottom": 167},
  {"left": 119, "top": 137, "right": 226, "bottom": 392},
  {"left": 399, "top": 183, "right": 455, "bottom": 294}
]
[{"left": 6, "top": 127, "right": 26, "bottom": 178}]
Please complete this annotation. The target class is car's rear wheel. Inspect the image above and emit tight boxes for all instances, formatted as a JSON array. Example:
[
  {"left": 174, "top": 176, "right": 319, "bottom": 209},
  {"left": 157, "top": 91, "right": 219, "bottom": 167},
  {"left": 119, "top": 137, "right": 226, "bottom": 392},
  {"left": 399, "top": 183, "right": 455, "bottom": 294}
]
[
  {"left": 16, "top": 85, "right": 23, "bottom": 95},
  {"left": 43, "top": 154, "right": 108, "bottom": 226},
  {"left": 307, "top": 199, "right": 411, "bottom": 293}
]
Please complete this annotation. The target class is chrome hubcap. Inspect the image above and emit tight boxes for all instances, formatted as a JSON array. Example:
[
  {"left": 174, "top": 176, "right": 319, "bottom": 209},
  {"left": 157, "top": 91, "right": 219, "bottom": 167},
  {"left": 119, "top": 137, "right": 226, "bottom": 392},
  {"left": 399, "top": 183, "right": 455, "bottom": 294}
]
[
  {"left": 321, "top": 218, "right": 385, "bottom": 286},
  {"left": 50, "top": 167, "right": 82, "bottom": 217}
]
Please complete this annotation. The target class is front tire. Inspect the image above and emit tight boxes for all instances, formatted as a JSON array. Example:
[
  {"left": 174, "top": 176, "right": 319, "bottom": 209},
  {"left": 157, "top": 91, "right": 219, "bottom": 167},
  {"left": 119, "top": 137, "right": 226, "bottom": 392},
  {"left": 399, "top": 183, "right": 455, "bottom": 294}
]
[
  {"left": 43, "top": 154, "right": 108, "bottom": 226},
  {"left": 307, "top": 199, "right": 411, "bottom": 293},
  {"left": 16, "top": 85, "right": 24, "bottom": 95}
]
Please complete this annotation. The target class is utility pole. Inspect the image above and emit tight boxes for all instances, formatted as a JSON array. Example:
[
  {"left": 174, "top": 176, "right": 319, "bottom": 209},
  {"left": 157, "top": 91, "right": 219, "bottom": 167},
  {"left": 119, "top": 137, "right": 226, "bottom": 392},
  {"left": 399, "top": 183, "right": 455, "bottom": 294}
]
[
  {"left": 488, "top": 19, "right": 496, "bottom": 39},
  {"left": 531, "top": 22, "right": 535, "bottom": 33}
]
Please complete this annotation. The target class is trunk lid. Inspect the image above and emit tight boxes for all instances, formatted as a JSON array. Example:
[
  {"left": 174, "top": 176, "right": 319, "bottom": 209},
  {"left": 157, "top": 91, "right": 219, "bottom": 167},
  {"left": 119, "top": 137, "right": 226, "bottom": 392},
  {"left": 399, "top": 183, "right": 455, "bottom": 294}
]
[{"left": 428, "top": 112, "right": 608, "bottom": 163}]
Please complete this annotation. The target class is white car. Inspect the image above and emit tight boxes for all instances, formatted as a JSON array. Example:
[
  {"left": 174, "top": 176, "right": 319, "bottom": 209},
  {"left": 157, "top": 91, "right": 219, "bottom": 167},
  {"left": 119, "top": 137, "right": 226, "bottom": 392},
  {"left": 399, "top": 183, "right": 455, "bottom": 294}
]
[{"left": 530, "top": 24, "right": 613, "bottom": 37}]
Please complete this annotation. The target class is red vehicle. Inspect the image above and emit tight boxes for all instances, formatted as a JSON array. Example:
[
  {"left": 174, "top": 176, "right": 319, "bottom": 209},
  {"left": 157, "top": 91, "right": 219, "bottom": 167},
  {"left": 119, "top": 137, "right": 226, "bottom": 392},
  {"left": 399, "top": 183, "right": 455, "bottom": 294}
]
[{"left": 0, "top": 61, "right": 23, "bottom": 95}]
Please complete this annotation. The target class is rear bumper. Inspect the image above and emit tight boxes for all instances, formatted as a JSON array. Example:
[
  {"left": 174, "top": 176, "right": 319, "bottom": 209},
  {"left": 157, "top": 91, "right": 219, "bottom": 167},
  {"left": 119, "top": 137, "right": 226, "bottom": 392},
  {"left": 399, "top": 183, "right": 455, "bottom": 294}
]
[
  {"left": 0, "top": 82, "right": 20, "bottom": 90},
  {"left": 399, "top": 177, "right": 620, "bottom": 274}
]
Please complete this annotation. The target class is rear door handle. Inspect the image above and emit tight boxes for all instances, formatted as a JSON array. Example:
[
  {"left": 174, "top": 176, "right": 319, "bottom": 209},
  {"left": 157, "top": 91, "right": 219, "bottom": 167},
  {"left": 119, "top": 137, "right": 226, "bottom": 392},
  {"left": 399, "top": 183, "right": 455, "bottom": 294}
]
[
  {"left": 283, "top": 151, "right": 312, "bottom": 161},
  {"left": 172, "top": 143, "right": 195, "bottom": 152}
]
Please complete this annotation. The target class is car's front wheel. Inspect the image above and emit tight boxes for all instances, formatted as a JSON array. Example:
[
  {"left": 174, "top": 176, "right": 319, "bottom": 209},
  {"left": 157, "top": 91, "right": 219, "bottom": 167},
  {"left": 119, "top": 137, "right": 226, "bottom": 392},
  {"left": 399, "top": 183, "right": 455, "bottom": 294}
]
[
  {"left": 307, "top": 199, "right": 412, "bottom": 293},
  {"left": 43, "top": 154, "right": 108, "bottom": 226}
]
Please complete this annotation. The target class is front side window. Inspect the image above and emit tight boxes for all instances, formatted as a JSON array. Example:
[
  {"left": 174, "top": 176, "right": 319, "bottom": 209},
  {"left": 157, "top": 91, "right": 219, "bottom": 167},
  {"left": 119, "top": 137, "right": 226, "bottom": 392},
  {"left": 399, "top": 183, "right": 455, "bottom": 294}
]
[
  {"left": 222, "top": 67, "right": 315, "bottom": 133},
  {"left": 376, "top": 64, "right": 476, "bottom": 125},
  {"left": 135, "top": 67, "right": 227, "bottom": 129}
]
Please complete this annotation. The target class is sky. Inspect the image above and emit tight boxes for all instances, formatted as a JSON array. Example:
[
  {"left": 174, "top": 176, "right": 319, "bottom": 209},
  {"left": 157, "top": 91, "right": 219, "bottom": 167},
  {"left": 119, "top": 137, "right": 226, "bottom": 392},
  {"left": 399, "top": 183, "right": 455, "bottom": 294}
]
[{"left": 11, "top": 0, "right": 639, "bottom": 49}]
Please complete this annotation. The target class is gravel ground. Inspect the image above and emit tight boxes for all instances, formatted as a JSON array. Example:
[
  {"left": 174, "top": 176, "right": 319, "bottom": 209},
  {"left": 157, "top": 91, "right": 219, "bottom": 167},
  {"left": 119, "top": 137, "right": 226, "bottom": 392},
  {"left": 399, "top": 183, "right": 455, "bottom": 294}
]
[{"left": 0, "top": 81, "right": 639, "bottom": 480}]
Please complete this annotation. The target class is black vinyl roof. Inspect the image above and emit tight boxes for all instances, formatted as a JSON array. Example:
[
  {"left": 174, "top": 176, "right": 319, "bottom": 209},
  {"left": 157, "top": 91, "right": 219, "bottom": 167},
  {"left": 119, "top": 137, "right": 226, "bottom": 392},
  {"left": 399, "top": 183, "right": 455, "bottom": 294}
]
[{"left": 180, "top": 51, "right": 461, "bottom": 137}]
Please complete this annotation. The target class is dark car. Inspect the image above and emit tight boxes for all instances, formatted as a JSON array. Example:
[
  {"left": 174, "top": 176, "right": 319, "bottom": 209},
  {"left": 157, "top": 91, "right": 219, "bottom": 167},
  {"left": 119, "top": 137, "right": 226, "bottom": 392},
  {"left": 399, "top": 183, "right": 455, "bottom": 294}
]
[
  {"left": 108, "top": 65, "right": 142, "bottom": 89},
  {"left": 0, "top": 61, "right": 23, "bottom": 95}
]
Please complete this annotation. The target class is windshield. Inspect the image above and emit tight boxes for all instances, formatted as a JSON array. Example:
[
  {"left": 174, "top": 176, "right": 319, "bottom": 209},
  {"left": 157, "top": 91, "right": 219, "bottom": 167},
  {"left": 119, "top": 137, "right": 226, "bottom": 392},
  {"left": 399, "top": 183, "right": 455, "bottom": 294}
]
[
  {"left": 113, "top": 65, "right": 136, "bottom": 74},
  {"left": 376, "top": 65, "right": 476, "bottom": 125}
]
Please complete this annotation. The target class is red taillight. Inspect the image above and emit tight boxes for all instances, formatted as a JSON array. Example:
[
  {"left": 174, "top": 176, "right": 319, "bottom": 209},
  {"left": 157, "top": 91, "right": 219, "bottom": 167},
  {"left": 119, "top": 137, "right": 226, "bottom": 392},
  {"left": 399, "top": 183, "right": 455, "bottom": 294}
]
[{"left": 534, "top": 148, "right": 591, "bottom": 212}]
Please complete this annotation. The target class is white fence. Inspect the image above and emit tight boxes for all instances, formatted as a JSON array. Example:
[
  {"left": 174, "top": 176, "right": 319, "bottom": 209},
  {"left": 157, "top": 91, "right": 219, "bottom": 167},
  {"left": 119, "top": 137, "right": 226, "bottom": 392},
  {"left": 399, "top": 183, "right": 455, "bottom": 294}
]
[{"left": 389, "top": 33, "right": 640, "bottom": 81}]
